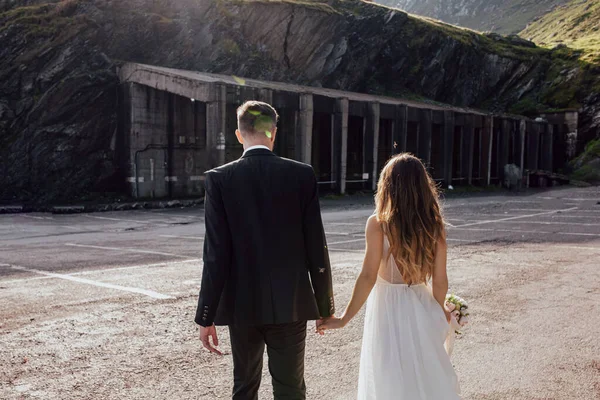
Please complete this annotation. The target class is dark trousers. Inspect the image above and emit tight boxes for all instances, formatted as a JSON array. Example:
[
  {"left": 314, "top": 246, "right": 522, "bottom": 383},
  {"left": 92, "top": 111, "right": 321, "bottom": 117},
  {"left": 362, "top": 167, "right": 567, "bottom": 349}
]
[{"left": 228, "top": 321, "right": 307, "bottom": 400}]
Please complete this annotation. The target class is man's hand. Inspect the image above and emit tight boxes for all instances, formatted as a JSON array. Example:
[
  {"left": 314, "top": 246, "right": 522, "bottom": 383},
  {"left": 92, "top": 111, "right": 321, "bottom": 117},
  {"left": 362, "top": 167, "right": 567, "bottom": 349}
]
[
  {"left": 315, "top": 316, "right": 335, "bottom": 336},
  {"left": 316, "top": 316, "right": 346, "bottom": 334},
  {"left": 199, "top": 324, "right": 222, "bottom": 355}
]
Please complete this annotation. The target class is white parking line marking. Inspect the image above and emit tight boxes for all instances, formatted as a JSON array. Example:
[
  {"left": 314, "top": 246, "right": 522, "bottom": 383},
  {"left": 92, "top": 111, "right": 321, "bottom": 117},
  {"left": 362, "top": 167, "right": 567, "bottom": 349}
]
[
  {"left": 65, "top": 243, "right": 193, "bottom": 258},
  {"left": 556, "top": 245, "right": 600, "bottom": 251},
  {"left": 493, "top": 220, "right": 597, "bottom": 226},
  {"left": 159, "top": 235, "right": 204, "bottom": 240},
  {"left": 454, "top": 207, "right": 579, "bottom": 228},
  {"left": 0, "top": 259, "right": 202, "bottom": 285},
  {"left": 328, "top": 238, "right": 365, "bottom": 246},
  {"left": 84, "top": 215, "right": 162, "bottom": 224},
  {"left": 508, "top": 208, "right": 600, "bottom": 213},
  {"left": 328, "top": 248, "right": 365, "bottom": 253},
  {"left": 326, "top": 222, "right": 365, "bottom": 226},
  {"left": 21, "top": 215, "right": 52, "bottom": 220},
  {"left": 71, "top": 259, "right": 202, "bottom": 276},
  {"left": 8, "top": 265, "right": 174, "bottom": 299},
  {"left": 561, "top": 232, "right": 600, "bottom": 237}
]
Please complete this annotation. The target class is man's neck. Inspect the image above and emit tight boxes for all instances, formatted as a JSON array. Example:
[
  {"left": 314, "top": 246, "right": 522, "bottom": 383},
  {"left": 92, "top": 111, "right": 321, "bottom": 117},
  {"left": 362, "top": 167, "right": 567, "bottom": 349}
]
[{"left": 243, "top": 142, "right": 272, "bottom": 151}]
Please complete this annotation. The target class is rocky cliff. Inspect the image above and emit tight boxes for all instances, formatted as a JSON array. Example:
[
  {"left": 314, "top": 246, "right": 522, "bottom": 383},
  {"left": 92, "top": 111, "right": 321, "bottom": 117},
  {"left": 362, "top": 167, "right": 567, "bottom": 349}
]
[
  {"left": 375, "top": 0, "right": 570, "bottom": 34},
  {"left": 1, "top": 0, "right": 599, "bottom": 204}
]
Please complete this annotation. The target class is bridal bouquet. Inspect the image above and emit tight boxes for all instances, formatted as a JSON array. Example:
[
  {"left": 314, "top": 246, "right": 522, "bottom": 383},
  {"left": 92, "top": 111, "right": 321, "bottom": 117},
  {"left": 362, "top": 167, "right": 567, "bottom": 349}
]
[
  {"left": 444, "top": 294, "right": 470, "bottom": 356},
  {"left": 445, "top": 294, "right": 470, "bottom": 334}
]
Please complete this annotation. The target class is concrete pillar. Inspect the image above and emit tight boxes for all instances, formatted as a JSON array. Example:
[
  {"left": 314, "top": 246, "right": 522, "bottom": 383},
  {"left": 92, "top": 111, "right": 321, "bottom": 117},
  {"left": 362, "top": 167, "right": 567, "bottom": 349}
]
[
  {"left": 519, "top": 119, "right": 526, "bottom": 174},
  {"left": 541, "top": 124, "right": 554, "bottom": 172},
  {"left": 297, "top": 94, "right": 314, "bottom": 165},
  {"left": 442, "top": 110, "right": 455, "bottom": 186},
  {"left": 394, "top": 105, "right": 408, "bottom": 153},
  {"left": 334, "top": 98, "right": 349, "bottom": 194},
  {"left": 367, "top": 102, "right": 381, "bottom": 191},
  {"left": 482, "top": 116, "right": 494, "bottom": 186},
  {"left": 206, "top": 84, "right": 227, "bottom": 169},
  {"left": 418, "top": 109, "right": 432, "bottom": 164},
  {"left": 528, "top": 123, "right": 540, "bottom": 171},
  {"left": 462, "top": 116, "right": 475, "bottom": 185}
]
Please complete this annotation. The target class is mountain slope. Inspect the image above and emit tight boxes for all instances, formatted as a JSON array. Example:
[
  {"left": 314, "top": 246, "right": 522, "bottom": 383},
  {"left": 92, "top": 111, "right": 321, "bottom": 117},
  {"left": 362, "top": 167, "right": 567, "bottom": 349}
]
[
  {"left": 376, "top": 0, "right": 570, "bottom": 34},
  {"left": 1, "top": 0, "right": 599, "bottom": 203},
  {"left": 521, "top": 0, "right": 600, "bottom": 63}
]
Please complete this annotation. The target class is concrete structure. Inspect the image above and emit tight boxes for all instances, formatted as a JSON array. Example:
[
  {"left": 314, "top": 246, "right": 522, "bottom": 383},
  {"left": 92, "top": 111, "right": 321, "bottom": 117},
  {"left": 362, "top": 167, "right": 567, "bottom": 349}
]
[{"left": 118, "top": 63, "right": 575, "bottom": 198}]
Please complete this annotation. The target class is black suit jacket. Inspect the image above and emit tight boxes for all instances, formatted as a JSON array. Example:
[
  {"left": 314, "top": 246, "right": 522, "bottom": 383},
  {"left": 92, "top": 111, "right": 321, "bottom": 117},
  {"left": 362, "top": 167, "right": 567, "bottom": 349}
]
[{"left": 195, "top": 148, "right": 335, "bottom": 327}]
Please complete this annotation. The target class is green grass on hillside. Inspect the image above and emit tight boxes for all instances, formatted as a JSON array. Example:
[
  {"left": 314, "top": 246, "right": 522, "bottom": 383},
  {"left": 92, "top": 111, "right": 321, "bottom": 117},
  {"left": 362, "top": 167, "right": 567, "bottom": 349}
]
[
  {"left": 521, "top": 0, "right": 600, "bottom": 63},
  {"left": 571, "top": 138, "right": 600, "bottom": 183}
]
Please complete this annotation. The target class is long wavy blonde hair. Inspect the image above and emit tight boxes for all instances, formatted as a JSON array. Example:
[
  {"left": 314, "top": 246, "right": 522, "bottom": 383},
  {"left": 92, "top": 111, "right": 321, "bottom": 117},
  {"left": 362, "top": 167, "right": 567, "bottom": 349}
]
[{"left": 375, "top": 153, "right": 445, "bottom": 285}]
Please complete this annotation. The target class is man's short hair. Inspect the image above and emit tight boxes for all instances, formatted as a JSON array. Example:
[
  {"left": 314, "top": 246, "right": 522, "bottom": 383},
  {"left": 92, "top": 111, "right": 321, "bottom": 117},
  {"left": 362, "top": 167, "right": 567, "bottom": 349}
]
[{"left": 236, "top": 101, "right": 279, "bottom": 137}]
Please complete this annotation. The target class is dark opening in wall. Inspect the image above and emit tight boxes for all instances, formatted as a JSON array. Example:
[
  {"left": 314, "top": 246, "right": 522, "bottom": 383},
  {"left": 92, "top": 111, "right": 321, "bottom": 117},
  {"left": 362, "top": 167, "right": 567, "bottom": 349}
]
[
  {"left": 225, "top": 103, "right": 242, "bottom": 163},
  {"left": 430, "top": 123, "right": 444, "bottom": 180},
  {"left": 406, "top": 121, "right": 419, "bottom": 156},
  {"left": 312, "top": 112, "right": 334, "bottom": 183},
  {"left": 274, "top": 108, "right": 296, "bottom": 160},
  {"left": 552, "top": 124, "right": 565, "bottom": 171},
  {"left": 491, "top": 126, "right": 499, "bottom": 182},
  {"left": 452, "top": 126, "right": 463, "bottom": 182},
  {"left": 508, "top": 123, "right": 516, "bottom": 165},
  {"left": 472, "top": 128, "right": 482, "bottom": 184},
  {"left": 347, "top": 115, "right": 366, "bottom": 190},
  {"left": 378, "top": 118, "right": 394, "bottom": 174}
]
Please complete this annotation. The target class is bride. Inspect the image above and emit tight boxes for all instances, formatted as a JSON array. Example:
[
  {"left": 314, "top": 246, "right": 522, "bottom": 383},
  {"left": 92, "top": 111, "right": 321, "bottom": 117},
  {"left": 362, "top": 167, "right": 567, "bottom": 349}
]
[{"left": 318, "top": 153, "right": 461, "bottom": 399}]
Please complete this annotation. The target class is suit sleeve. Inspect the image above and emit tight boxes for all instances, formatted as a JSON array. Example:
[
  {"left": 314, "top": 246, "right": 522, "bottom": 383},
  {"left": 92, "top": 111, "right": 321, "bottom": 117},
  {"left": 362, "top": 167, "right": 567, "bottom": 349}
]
[
  {"left": 195, "top": 172, "right": 232, "bottom": 327},
  {"left": 302, "top": 169, "right": 335, "bottom": 318}
]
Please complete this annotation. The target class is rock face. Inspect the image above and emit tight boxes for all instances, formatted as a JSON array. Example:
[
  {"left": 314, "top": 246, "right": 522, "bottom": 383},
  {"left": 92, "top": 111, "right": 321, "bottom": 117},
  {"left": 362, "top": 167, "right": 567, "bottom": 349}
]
[
  {"left": 0, "top": 0, "right": 598, "bottom": 204},
  {"left": 376, "top": 0, "right": 570, "bottom": 34}
]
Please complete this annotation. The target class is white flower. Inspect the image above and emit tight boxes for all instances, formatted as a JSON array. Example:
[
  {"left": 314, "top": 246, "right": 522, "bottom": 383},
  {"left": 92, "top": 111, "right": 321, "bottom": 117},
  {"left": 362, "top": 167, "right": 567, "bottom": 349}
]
[
  {"left": 446, "top": 302, "right": 456, "bottom": 311},
  {"left": 459, "top": 316, "right": 469, "bottom": 326}
]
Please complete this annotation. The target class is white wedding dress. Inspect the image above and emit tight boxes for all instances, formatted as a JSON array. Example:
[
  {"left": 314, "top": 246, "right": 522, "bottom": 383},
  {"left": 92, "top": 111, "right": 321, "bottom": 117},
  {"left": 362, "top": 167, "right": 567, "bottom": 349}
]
[{"left": 357, "top": 234, "right": 461, "bottom": 399}]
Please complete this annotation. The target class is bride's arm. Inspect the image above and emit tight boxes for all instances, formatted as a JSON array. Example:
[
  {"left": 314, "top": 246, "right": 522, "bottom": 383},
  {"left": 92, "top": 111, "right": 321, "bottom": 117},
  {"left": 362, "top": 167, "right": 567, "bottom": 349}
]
[
  {"left": 318, "top": 215, "right": 383, "bottom": 331},
  {"left": 431, "top": 230, "right": 449, "bottom": 310}
]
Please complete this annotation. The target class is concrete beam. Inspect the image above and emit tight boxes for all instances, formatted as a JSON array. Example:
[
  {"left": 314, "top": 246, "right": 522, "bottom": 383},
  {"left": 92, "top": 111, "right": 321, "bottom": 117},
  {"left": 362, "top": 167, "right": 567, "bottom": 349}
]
[
  {"left": 442, "top": 110, "right": 455, "bottom": 186},
  {"left": 367, "top": 102, "right": 381, "bottom": 190},
  {"left": 297, "top": 94, "right": 314, "bottom": 165},
  {"left": 418, "top": 109, "right": 432, "bottom": 164},
  {"left": 394, "top": 105, "right": 408, "bottom": 153},
  {"left": 119, "top": 63, "right": 213, "bottom": 102},
  {"left": 335, "top": 98, "right": 349, "bottom": 194},
  {"left": 206, "top": 84, "right": 227, "bottom": 169}
]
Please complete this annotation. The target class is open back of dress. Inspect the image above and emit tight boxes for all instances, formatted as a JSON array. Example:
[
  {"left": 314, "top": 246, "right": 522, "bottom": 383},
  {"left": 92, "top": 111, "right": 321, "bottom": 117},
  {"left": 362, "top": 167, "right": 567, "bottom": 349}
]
[{"left": 356, "top": 230, "right": 461, "bottom": 400}]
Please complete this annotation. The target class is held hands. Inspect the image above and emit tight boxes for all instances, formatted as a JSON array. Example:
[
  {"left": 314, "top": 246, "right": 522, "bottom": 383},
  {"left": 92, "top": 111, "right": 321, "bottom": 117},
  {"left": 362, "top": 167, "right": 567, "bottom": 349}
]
[
  {"left": 316, "top": 315, "right": 347, "bottom": 334},
  {"left": 199, "top": 324, "right": 222, "bottom": 355}
]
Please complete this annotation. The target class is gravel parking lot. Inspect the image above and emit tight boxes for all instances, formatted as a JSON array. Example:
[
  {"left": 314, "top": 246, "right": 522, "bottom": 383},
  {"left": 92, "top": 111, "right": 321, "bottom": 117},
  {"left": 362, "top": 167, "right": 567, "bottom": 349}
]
[{"left": 1, "top": 186, "right": 599, "bottom": 399}]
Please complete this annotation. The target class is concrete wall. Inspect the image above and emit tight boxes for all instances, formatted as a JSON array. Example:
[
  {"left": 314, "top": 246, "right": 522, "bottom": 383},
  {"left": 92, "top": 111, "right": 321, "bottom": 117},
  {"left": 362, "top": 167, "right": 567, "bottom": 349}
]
[
  {"left": 123, "top": 83, "right": 210, "bottom": 198},
  {"left": 121, "top": 73, "right": 565, "bottom": 199}
]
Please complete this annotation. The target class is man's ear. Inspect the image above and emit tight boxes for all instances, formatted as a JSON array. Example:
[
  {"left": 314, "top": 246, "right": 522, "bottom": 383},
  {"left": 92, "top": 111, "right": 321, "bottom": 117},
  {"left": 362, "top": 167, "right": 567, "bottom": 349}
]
[
  {"left": 235, "top": 129, "right": 244, "bottom": 145},
  {"left": 270, "top": 127, "right": 277, "bottom": 143}
]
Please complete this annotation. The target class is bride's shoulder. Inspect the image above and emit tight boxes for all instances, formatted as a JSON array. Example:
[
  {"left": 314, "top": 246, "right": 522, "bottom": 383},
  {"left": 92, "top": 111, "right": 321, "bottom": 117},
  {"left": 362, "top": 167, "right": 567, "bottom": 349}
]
[{"left": 366, "top": 215, "right": 384, "bottom": 234}]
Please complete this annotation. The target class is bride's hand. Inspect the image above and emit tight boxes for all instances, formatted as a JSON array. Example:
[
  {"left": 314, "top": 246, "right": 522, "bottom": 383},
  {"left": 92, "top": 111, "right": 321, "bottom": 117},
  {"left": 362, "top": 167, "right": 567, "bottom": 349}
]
[
  {"left": 443, "top": 305, "right": 452, "bottom": 323},
  {"left": 316, "top": 316, "right": 346, "bottom": 333}
]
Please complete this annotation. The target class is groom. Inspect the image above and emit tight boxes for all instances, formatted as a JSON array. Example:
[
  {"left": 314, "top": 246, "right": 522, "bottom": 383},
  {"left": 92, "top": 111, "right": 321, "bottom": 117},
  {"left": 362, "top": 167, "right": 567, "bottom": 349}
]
[{"left": 195, "top": 101, "right": 335, "bottom": 399}]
